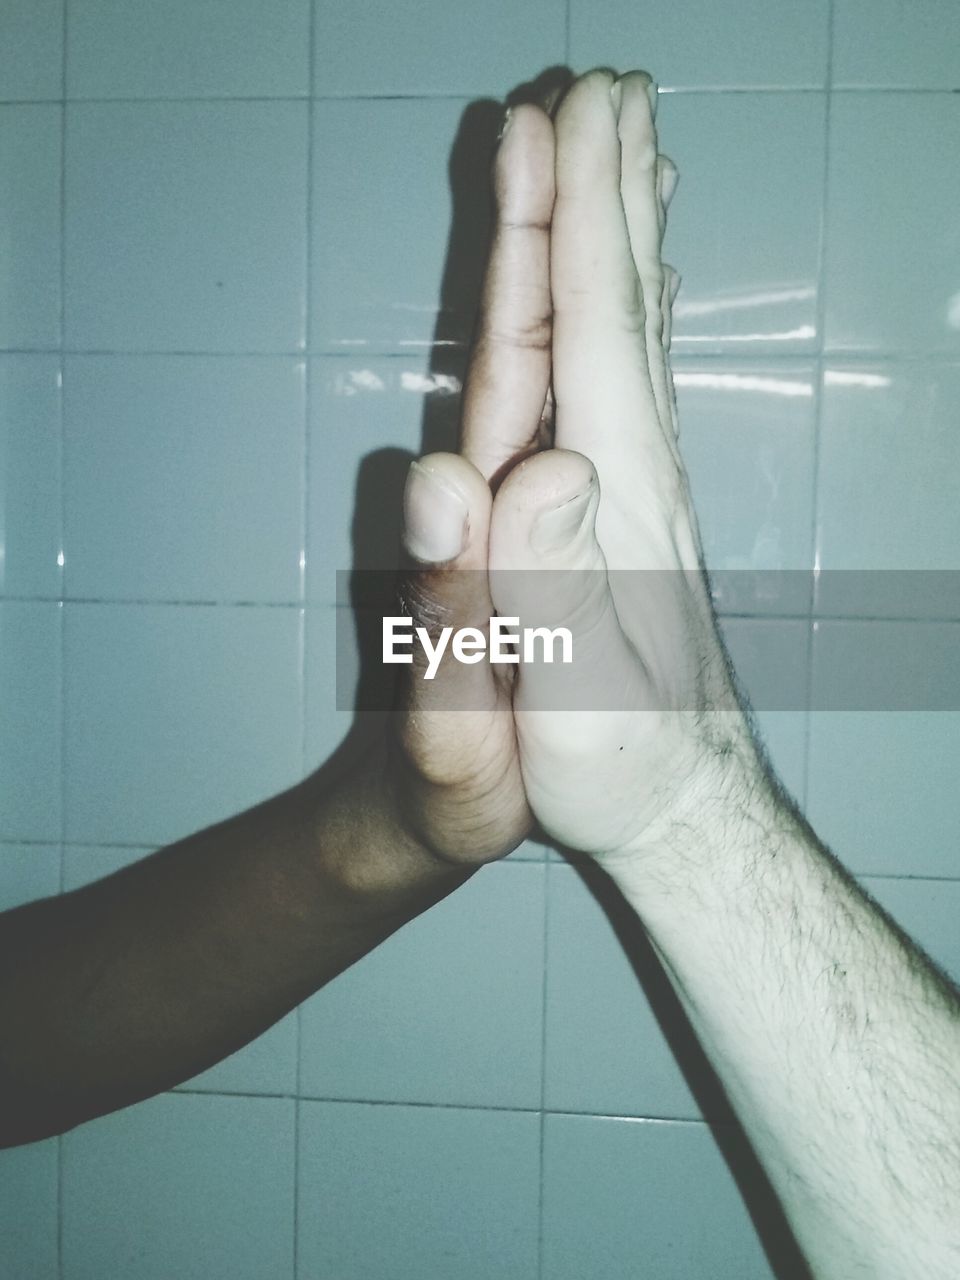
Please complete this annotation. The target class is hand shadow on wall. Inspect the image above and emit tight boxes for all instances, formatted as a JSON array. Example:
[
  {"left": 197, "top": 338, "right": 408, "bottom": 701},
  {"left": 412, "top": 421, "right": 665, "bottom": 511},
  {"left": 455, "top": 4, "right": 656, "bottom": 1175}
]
[
  {"left": 325, "top": 67, "right": 812, "bottom": 1280},
  {"left": 329, "top": 72, "right": 565, "bottom": 759}
]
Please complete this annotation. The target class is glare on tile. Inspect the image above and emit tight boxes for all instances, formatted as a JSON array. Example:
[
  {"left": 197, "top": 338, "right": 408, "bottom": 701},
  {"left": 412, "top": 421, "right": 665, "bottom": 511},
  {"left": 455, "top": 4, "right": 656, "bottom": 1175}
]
[
  {"left": 400, "top": 371, "right": 461, "bottom": 394},
  {"left": 673, "top": 372, "right": 813, "bottom": 398},
  {"left": 678, "top": 326, "right": 817, "bottom": 345},
  {"left": 674, "top": 286, "right": 815, "bottom": 318},
  {"left": 822, "top": 371, "right": 891, "bottom": 389}
]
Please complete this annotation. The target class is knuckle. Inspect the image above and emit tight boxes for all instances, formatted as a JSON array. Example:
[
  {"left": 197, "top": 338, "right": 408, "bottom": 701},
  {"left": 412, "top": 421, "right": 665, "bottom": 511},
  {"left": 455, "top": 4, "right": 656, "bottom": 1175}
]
[
  {"left": 395, "top": 575, "right": 457, "bottom": 639},
  {"left": 482, "top": 311, "right": 552, "bottom": 353}
]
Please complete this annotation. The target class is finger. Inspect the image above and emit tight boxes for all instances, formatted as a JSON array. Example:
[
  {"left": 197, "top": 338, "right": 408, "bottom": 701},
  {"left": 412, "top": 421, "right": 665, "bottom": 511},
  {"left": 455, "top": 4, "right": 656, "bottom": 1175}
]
[
  {"left": 615, "top": 71, "right": 675, "bottom": 440},
  {"left": 395, "top": 451, "right": 529, "bottom": 857},
  {"left": 398, "top": 451, "right": 495, "bottom": 700},
  {"left": 459, "top": 104, "right": 556, "bottom": 486},
  {"left": 551, "top": 71, "right": 668, "bottom": 498},
  {"left": 487, "top": 450, "right": 644, "bottom": 719}
]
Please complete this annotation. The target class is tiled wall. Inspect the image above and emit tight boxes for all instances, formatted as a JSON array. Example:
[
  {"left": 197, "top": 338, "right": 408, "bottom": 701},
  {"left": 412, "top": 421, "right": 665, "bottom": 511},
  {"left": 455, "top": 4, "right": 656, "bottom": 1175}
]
[{"left": 2, "top": 1, "right": 959, "bottom": 1275}]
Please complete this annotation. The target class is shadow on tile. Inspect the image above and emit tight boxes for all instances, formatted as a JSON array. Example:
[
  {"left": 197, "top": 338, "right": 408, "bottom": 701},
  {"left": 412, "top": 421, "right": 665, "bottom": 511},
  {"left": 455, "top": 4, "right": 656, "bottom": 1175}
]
[
  {"left": 307, "top": 67, "right": 573, "bottom": 792},
  {"left": 565, "top": 851, "right": 814, "bottom": 1280}
]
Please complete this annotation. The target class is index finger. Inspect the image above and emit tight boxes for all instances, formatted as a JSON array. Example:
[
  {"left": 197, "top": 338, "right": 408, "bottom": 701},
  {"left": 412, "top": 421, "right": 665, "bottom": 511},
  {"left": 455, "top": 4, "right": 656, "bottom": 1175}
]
[{"left": 459, "top": 103, "right": 556, "bottom": 486}]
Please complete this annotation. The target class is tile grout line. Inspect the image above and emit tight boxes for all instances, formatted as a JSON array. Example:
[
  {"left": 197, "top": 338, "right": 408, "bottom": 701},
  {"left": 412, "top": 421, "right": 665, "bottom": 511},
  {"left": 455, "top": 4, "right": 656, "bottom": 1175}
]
[
  {"left": 292, "top": 10, "right": 319, "bottom": 1278},
  {"left": 5, "top": 346, "right": 960, "bottom": 364},
  {"left": 2, "top": 86, "right": 958, "bottom": 108},
  {"left": 537, "top": 852, "right": 552, "bottom": 1280},
  {"left": 56, "top": 0, "right": 69, "bottom": 1274},
  {"left": 803, "top": 0, "right": 837, "bottom": 811}
]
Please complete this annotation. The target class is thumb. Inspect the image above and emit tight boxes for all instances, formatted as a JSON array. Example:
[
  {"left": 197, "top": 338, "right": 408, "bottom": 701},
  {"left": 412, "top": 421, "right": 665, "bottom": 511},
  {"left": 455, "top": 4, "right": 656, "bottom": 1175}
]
[
  {"left": 391, "top": 451, "right": 529, "bottom": 860},
  {"left": 396, "top": 450, "right": 497, "bottom": 718},
  {"left": 488, "top": 450, "right": 643, "bottom": 715}
]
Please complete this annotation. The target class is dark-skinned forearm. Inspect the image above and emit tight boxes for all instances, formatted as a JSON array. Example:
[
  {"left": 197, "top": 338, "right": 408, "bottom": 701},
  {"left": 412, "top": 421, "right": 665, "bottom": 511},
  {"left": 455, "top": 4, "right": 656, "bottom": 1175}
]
[{"left": 0, "top": 754, "right": 473, "bottom": 1147}]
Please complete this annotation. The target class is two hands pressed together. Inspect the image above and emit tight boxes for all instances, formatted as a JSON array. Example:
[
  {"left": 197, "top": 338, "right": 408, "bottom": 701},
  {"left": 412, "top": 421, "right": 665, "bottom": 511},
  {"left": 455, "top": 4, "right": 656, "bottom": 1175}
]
[{"left": 1, "top": 70, "right": 958, "bottom": 1278}]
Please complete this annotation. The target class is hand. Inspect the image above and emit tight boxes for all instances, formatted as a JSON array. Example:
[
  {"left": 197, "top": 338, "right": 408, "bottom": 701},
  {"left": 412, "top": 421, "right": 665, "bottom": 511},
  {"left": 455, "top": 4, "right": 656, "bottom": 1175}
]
[
  {"left": 486, "top": 69, "right": 753, "bottom": 860},
  {"left": 383, "top": 91, "right": 559, "bottom": 865}
]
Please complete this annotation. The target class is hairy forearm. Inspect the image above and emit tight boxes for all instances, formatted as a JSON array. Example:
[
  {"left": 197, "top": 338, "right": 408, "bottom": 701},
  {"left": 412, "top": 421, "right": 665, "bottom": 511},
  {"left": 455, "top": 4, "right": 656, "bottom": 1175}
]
[
  {"left": 608, "top": 746, "right": 960, "bottom": 1279},
  {"left": 0, "top": 752, "right": 473, "bottom": 1147}
]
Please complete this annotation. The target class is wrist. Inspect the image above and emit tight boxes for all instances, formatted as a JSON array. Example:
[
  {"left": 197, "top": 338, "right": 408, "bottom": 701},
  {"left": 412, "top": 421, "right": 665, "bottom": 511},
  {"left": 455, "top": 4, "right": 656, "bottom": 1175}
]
[
  {"left": 302, "top": 748, "right": 476, "bottom": 920},
  {"left": 605, "top": 717, "right": 790, "bottom": 888}
]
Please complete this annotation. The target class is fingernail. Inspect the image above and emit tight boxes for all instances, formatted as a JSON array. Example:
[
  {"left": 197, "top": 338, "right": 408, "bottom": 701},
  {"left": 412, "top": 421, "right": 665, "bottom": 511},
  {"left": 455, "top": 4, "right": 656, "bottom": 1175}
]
[
  {"left": 497, "top": 106, "right": 513, "bottom": 142},
  {"left": 403, "top": 462, "right": 468, "bottom": 564},
  {"left": 646, "top": 79, "right": 658, "bottom": 120},
  {"left": 530, "top": 485, "right": 595, "bottom": 556}
]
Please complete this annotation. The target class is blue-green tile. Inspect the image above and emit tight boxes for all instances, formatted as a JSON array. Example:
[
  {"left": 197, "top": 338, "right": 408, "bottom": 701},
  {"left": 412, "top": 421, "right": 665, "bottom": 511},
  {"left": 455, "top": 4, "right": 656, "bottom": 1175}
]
[
  {"left": 542, "top": 1115, "right": 774, "bottom": 1279},
  {"left": 0, "top": 0, "right": 63, "bottom": 101},
  {"left": 300, "top": 861, "right": 545, "bottom": 1107},
  {"left": 65, "top": 102, "right": 307, "bottom": 352},
  {"left": 0, "top": 355, "right": 62, "bottom": 598},
  {"left": 0, "top": 1138, "right": 59, "bottom": 1280},
  {"left": 67, "top": 0, "right": 309, "bottom": 99},
  {"left": 64, "top": 603, "right": 302, "bottom": 846},
  {"left": 571, "top": 0, "right": 828, "bottom": 89},
  {"left": 63, "top": 356, "right": 304, "bottom": 603},
  {"left": 0, "top": 105, "right": 61, "bottom": 349},
  {"left": 0, "top": 602, "right": 61, "bottom": 842},
  {"left": 314, "top": 0, "right": 563, "bottom": 97},
  {"left": 298, "top": 1101, "right": 539, "bottom": 1280},
  {"left": 62, "top": 1093, "right": 295, "bottom": 1280},
  {"left": 824, "top": 96, "right": 960, "bottom": 355},
  {"left": 658, "top": 93, "right": 824, "bottom": 354},
  {"left": 834, "top": 0, "right": 960, "bottom": 88}
]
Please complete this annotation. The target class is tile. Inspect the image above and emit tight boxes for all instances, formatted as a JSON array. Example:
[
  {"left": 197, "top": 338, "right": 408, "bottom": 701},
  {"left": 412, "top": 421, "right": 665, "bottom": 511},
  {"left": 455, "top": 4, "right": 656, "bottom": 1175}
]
[
  {"left": 62, "top": 1093, "right": 295, "bottom": 1280},
  {"left": 719, "top": 617, "right": 809, "bottom": 806},
  {"left": 810, "top": 619, "right": 960, "bottom": 712},
  {"left": 0, "top": 104, "right": 61, "bottom": 350},
  {"left": 0, "top": 843, "right": 60, "bottom": 909},
  {"left": 861, "top": 875, "right": 960, "bottom": 986},
  {"left": 657, "top": 93, "right": 824, "bottom": 355},
  {"left": 63, "top": 355, "right": 305, "bottom": 603},
  {"left": 571, "top": 0, "right": 828, "bottom": 89},
  {"left": 816, "top": 363, "right": 960, "bottom": 617},
  {"left": 0, "top": 354, "right": 62, "bottom": 598},
  {"left": 300, "top": 861, "right": 545, "bottom": 1107},
  {"left": 544, "top": 863, "right": 703, "bottom": 1118},
  {"left": 65, "top": 102, "right": 308, "bottom": 353},
  {"left": 297, "top": 1101, "right": 540, "bottom": 1280},
  {"left": 311, "top": 99, "right": 488, "bottom": 353},
  {"left": 304, "top": 605, "right": 353, "bottom": 768},
  {"left": 833, "top": 0, "right": 960, "bottom": 89},
  {"left": 306, "top": 356, "right": 461, "bottom": 602},
  {"left": 675, "top": 360, "right": 816, "bottom": 614},
  {"left": 808, "top": 708, "right": 960, "bottom": 878},
  {"left": 67, "top": 0, "right": 309, "bottom": 99},
  {"left": 0, "top": 1138, "right": 59, "bottom": 1280},
  {"left": 314, "top": 0, "right": 563, "bottom": 96},
  {"left": 0, "top": 602, "right": 61, "bottom": 842},
  {"left": 542, "top": 1114, "right": 775, "bottom": 1280},
  {"left": 824, "top": 95, "right": 960, "bottom": 355},
  {"left": 0, "top": 0, "right": 63, "bottom": 101},
  {"left": 807, "top": 621, "right": 960, "bottom": 878},
  {"left": 63, "top": 845, "right": 298, "bottom": 1094},
  {"left": 64, "top": 602, "right": 302, "bottom": 846}
]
